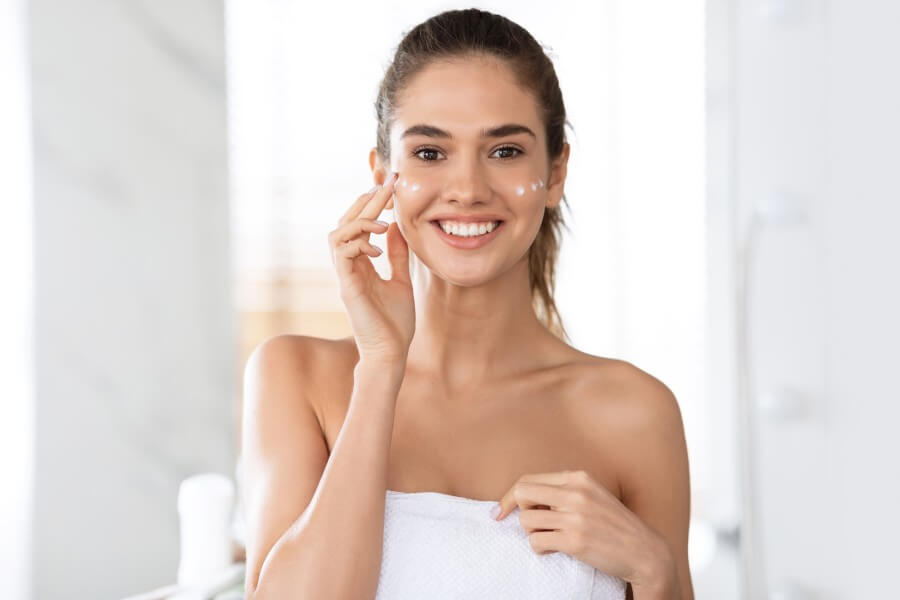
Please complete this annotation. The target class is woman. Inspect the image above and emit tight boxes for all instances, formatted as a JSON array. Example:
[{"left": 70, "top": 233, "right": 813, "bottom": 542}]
[{"left": 241, "top": 8, "right": 693, "bottom": 600}]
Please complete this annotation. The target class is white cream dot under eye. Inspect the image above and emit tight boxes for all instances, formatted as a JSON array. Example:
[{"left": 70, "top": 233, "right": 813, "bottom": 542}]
[
  {"left": 401, "top": 179, "right": 408, "bottom": 187},
  {"left": 515, "top": 180, "right": 545, "bottom": 196},
  {"left": 411, "top": 182, "right": 421, "bottom": 192}
]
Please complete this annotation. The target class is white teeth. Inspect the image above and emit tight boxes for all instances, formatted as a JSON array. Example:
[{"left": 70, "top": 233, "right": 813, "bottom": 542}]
[{"left": 438, "top": 220, "right": 499, "bottom": 237}]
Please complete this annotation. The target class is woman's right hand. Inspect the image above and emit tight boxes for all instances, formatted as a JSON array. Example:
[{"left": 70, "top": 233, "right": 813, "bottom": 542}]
[{"left": 328, "top": 172, "right": 415, "bottom": 364}]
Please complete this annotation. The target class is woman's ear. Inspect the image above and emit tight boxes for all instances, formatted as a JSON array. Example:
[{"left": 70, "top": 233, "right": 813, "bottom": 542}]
[
  {"left": 369, "top": 147, "right": 394, "bottom": 209},
  {"left": 546, "top": 142, "right": 570, "bottom": 209},
  {"left": 369, "top": 148, "right": 388, "bottom": 185}
]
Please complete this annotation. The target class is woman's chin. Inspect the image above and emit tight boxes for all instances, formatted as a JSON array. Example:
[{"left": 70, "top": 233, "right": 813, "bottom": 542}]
[
  {"left": 433, "top": 259, "right": 505, "bottom": 287},
  {"left": 411, "top": 238, "right": 521, "bottom": 287}
]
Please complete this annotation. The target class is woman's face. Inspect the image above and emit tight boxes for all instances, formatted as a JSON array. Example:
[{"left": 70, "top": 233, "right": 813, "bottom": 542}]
[{"left": 385, "top": 56, "right": 567, "bottom": 287}]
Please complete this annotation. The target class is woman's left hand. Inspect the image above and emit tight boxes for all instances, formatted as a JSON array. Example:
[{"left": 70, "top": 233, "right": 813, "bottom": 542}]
[{"left": 493, "top": 469, "right": 677, "bottom": 593}]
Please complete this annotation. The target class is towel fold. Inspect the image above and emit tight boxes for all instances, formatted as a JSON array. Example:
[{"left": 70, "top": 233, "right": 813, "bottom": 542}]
[{"left": 374, "top": 490, "right": 626, "bottom": 600}]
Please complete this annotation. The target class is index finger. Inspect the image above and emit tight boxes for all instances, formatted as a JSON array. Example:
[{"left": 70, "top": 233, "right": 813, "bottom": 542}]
[
  {"left": 358, "top": 172, "right": 397, "bottom": 221},
  {"left": 338, "top": 184, "right": 379, "bottom": 226},
  {"left": 494, "top": 471, "right": 575, "bottom": 521},
  {"left": 338, "top": 171, "right": 398, "bottom": 226}
]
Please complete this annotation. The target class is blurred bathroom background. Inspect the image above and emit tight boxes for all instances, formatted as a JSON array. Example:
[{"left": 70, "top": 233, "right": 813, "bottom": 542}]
[{"left": 1, "top": 0, "right": 897, "bottom": 598}]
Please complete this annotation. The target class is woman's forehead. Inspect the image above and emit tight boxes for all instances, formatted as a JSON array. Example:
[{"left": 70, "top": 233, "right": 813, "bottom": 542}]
[{"left": 393, "top": 60, "right": 542, "bottom": 139}]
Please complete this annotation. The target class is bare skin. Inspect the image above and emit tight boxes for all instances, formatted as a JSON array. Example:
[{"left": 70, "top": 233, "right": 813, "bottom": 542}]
[
  {"left": 242, "top": 54, "right": 693, "bottom": 600},
  {"left": 303, "top": 334, "right": 692, "bottom": 600},
  {"left": 316, "top": 336, "right": 621, "bottom": 502}
]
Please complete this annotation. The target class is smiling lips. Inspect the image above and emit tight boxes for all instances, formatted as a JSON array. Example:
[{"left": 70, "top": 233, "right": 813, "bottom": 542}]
[
  {"left": 430, "top": 219, "right": 505, "bottom": 249},
  {"left": 435, "top": 220, "right": 501, "bottom": 237},
  {"left": 397, "top": 175, "right": 543, "bottom": 249}
]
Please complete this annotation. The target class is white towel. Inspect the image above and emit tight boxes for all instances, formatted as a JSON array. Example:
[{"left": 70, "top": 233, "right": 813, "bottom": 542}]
[{"left": 375, "top": 490, "right": 627, "bottom": 599}]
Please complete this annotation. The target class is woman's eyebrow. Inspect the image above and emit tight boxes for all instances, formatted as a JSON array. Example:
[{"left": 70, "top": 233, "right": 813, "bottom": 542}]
[{"left": 400, "top": 123, "right": 536, "bottom": 140}]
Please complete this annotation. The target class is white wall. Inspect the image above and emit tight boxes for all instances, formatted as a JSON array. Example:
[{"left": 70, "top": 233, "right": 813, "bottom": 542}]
[
  {"left": 0, "top": 0, "right": 34, "bottom": 597},
  {"left": 26, "top": 1, "right": 236, "bottom": 598},
  {"left": 726, "top": 0, "right": 900, "bottom": 597}
]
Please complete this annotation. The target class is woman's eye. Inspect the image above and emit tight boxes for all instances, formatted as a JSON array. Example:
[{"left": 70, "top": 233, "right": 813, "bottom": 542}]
[
  {"left": 412, "top": 147, "right": 443, "bottom": 161},
  {"left": 491, "top": 145, "right": 524, "bottom": 160},
  {"left": 411, "top": 145, "right": 524, "bottom": 162}
]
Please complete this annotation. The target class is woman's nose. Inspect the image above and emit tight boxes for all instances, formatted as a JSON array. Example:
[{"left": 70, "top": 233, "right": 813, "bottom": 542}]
[{"left": 443, "top": 159, "right": 491, "bottom": 205}]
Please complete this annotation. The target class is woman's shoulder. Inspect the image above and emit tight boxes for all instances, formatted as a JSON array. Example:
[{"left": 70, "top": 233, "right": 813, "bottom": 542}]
[
  {"left": 559, "top": 351, "right": 686, "bottom": 498},
  {"left": 245, "top": 333, "right": 359, "bottom": 416},
  {"left": 559, "top": 350, "right": 682, "bottom": 434},
  {"left": 572, "top": 352, "right": 671, "bottom": 392},
  {"left": 246, "top": 334, "right": 360, "bottom": 441},
  {"left": 248, "top": 333, "right": 359, "bottom": 374}
]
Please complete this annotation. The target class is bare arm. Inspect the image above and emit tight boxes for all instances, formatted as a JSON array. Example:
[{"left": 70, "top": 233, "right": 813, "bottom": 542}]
[
  {"left": 615, "top": 365, "right": 694, "bottom": 600},
  {"left": 242, "top": 335, "right": 405, "bottom": 600}
]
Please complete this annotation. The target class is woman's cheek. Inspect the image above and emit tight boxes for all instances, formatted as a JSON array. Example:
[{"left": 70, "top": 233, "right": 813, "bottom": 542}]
[
  {"left": 393, "top": 177, "right": 432, "bottom": 234},
  {"left": 394, "top": 174, "right": 545, "bottom": 201},
  {"left": 512, "top": 176, "right": 545, "bottom": 198},
  {"left": 396, "top": 176, "right": 430, "bottom": 201},
  {"left": 392, "top": 173, "right": 546, "bottom": 227}
]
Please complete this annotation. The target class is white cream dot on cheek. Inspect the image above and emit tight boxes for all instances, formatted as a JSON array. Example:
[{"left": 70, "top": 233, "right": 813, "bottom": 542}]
[
  {"left": 401, "top": 179, "right": 408, "bottom": 187},
  {"left": 515, "top": 185, "right": 525, "bottom": 196},
  {"left": 531, "top": 182, "right": 537, "bottom": 191},
  {"left": 411, "top": 182, "right": 421, "bottom": 192}
]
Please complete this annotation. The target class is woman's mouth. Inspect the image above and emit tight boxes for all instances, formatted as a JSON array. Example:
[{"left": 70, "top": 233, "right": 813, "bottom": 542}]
[{"left": 429, "top": 219, "right": 505, "bottom": 249}]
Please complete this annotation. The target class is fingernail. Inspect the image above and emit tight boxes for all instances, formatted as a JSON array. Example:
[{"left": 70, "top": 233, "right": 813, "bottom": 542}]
[
  {"left": 375, "top": 220, "right": 389, "bottom": 227},
  {"left": 489, "top": 504, "right": 501, "bottom": 520},
  {"left": 384, "top": 172, "right": 397, "bottom": 189}
]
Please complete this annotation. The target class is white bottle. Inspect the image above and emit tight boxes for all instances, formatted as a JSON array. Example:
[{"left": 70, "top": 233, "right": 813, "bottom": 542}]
[{"left": 176, "top": 473, "right": 235, "bottom": 588}]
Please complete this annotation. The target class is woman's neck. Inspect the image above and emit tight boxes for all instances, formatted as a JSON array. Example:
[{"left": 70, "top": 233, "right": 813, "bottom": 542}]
[{"left": 406, "top": 257, "right": 559, "bottom": 387}]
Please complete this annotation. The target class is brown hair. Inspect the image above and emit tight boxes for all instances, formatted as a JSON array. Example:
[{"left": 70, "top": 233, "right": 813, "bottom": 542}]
[{"left": 374, "top": 8, "right": 572, "bottom": 342}]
